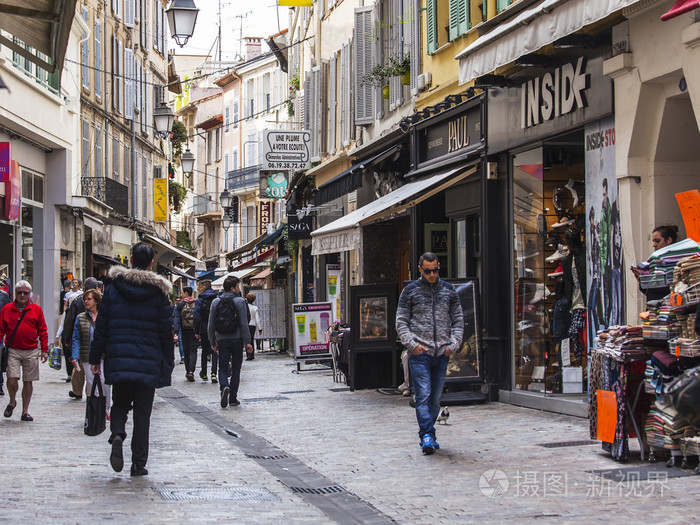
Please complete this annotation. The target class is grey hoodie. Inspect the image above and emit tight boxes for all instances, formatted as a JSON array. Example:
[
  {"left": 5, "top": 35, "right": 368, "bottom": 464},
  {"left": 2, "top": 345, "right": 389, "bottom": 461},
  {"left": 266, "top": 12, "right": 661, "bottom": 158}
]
[
  {"left": 208, "top": 291, "right": 250, "bottom": 347},
  {"left": 395, "top": 276, "right": 463, "bottom": 357}
]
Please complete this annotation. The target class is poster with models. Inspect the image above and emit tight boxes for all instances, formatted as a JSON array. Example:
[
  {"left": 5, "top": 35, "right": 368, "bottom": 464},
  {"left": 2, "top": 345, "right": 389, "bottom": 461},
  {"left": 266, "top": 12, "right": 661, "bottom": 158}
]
[
  {"left": 326, "top": 264, "right": 342, "bottom": 323},
  {"left": 292, "top": 302, "right": 332, "bottom": 358},
  {"left": 585, "top": 117, "right": 624, "bottom": 346}
]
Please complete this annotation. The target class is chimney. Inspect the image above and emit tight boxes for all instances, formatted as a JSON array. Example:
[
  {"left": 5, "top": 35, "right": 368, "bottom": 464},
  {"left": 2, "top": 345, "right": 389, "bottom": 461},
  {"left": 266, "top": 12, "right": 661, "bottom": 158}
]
[{"left": 244, "top": 37, "right": 262, "bottom": 60}]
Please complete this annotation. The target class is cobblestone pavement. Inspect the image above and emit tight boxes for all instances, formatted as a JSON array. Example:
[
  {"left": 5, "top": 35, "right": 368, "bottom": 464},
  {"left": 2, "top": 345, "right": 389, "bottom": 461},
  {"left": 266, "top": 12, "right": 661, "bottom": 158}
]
[{"left": 1, "top": 350, "right": 699, "bottom": 524}]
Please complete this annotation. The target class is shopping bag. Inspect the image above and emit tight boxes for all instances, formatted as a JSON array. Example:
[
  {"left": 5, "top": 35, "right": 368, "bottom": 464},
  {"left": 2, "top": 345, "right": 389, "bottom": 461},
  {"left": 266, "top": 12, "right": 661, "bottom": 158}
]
[
  {"left": 48, "top": 345, "right": 62, "bottom": 371},
  {"left": 84, "top": 379, "right": 107, "bottom": 436},
  {"left": 0, "top": 344, "right": 7, "bottom": 373}
]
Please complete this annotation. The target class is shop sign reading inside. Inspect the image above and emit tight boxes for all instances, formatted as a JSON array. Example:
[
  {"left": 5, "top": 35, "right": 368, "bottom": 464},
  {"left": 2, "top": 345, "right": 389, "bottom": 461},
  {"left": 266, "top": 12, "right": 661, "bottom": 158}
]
[
  {"left": 263, "top": 130, "right": 311, "bottom": 170},
  {"left": 521, "top": 57, "right": 589, "bottom": 129}
]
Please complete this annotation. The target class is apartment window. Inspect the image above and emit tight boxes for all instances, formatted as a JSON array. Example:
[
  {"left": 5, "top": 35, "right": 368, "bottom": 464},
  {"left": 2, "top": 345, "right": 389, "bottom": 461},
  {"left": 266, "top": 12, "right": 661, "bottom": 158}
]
[
  {"left": 232, "top": 101, "right": 239, "bottom": 128},
  {"left": 21, "top": 169, "right": 44, "bottom": 204},
  {"left": 95, "top": 20, "right": 102, "bottom": 98},
  {"left": 224, "top": 153, "right": 229, "bottom": 175},
  {"left": 82, "top": 119, "right": 90, "bottom": 178},
  {"left": 225, "top": 106, "right": 230, "bottom": 132},
  {"left": 124, "top": 144, "right": 131, "bottom": 187},
  {"left": 124, "top": 47, "right": 134, "bottom": 120},
  {"left": 206, "top": 131, "right": 212, "bottom": 164},
  {"left": 215, "top": 128, "right": 221, "bottom": 161},
  {"left": 125, "top": 0, "right": 135, "bottom": 27},
  {"left": 232, "top": 149, "right": 238, "bottom": 170}
]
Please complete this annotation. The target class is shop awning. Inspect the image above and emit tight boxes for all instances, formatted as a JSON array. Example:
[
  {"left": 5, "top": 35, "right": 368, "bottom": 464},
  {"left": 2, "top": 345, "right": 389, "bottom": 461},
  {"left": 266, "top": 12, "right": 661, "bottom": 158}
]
[
  {"left": 456, "top": 0, "right": 639, "bottom": 84},
  {"left": 249, "top": 267, "right": 272, "bottom": 283},
  {"left": 314, "top": 144, "right": 402, "bottom": 206},
  {"left": 311, "top": 165, "right": 477, "bottom": 256},
  {"left": 144, "top": 234, "right": 204, "bottom": 266},
  {"left": 159, "top": 265, "right": 195, "bottom": 280},
  {"left": 255, "top": 226, "right": 285, "bottom": 250},
  {"left": 211, "top": 268, "right": 259, "bottom": 289},
  {"left": 226, "top": 232, "right": 268, "bottom": 259},
  {"left": 197, "top": 269, "right": 216, "bottom": 281},
  {"left": 0, "top": 0, "right": 78, "bottom": 75},
  {"left": 661, "top": 0, "right": 700, "bottom": 21},
  {"left": 231, "top": 248, "right": 275, "bottom": 271},
  {"left": 93, "top": 253, "right": 125, "bottom": 266}
]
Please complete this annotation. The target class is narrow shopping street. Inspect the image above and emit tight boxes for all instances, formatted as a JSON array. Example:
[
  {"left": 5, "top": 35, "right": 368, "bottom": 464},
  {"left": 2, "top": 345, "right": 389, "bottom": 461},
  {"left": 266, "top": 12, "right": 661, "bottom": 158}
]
[{"left": 1, "top": 349, "right": 698, "bottom": 524}]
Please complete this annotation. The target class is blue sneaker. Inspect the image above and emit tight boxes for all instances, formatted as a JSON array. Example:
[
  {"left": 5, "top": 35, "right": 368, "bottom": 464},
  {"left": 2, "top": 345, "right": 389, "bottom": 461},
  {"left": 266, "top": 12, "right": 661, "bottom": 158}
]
[
  {"left": 434, "top": 438, "right": 440, "bottom": 450},
  {"left": 421, "top": 434, "right": 435, "bottom": 455}
]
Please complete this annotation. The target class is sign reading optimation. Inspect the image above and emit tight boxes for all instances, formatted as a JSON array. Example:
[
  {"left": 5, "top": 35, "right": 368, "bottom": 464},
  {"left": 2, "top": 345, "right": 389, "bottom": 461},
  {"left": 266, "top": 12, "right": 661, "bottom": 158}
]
[{"left": 262, "top": 130, "right": 311, "bottom": 170}]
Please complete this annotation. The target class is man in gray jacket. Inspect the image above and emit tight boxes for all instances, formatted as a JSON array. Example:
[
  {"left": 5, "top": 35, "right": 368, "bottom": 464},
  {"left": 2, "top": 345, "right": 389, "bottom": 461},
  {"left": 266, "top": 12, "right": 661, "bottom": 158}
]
[
  {"left": 396, "top": 252, "right": 463, "bottom": 455},
  {"left": 208, "top": 275, "right": 252, "bottom": 408}
]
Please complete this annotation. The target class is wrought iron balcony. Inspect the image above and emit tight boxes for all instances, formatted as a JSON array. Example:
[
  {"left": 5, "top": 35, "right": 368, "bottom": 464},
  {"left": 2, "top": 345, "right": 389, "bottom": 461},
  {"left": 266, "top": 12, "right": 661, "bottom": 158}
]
[
  {"left": 228, "top": 165, "right": 261, "bottom": 192},
  {"left": 81, "top": 177, "right": 129, "bottom": 216},
  {"left": 192, "top": 192, "right": 221, "bottom": 216}
]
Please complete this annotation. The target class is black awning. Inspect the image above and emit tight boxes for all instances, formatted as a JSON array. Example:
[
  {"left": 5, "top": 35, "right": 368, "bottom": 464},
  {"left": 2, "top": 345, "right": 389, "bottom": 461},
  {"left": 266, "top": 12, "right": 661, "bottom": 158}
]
[
  {"left": 159, "top": 265, "right": 195, "bottom": 280},
  {"left": 255, "top": 226, "right": 285, "bottom": 250},
  {"left": 93, "top": 253, "right": 125, "bottom": 266}
]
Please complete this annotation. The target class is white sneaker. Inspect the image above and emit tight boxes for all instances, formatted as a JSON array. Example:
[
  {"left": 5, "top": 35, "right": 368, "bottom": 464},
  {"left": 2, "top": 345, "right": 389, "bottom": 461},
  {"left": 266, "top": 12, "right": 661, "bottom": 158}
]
[
  {"left": 546, "top": 244, "right": 569, "bottom": 264},
  {"left": 529, "top": 284, "right": 552, "bottom": 304}
]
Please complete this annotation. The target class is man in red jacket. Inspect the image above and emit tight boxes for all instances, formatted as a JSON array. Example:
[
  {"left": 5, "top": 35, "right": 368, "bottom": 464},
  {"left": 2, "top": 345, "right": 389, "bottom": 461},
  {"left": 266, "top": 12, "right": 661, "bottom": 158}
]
[{"left": 0, "top": 280, "right": 49, "bottom": 421}]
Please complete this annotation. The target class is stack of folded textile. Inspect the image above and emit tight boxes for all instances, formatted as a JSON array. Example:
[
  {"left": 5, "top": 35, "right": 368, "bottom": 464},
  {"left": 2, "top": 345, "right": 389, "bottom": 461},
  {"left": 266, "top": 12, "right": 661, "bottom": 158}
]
[
  {"left": 596, "top": 325, "right": 659, "bottom": 361},
  {"left": 641, "top": 239, "right": 700, "bottom": 287},
  {"left": 645, "top": 400, "right": 692, "bottom": 450}
]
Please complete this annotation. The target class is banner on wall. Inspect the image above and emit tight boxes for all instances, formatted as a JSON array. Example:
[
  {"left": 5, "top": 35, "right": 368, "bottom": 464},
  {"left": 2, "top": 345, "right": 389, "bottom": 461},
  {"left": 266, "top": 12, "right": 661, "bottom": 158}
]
[
  {"left": 154, "top": 178, "right": 167, "bottom": 222},
  {"left": 0, "top": 142, "right": 10, "bottom": 183},
  {"left": 326, "top": 264, "right": 342, "bottom": 323},
  {"left": 292, "top": 302, "right": 332, "bottom": 358},
  {"left": 585, "top": 117, "right": 624, "bottom": 346},
  {"left": 4, "top": 160, "right": 21, "bottom": 221}
]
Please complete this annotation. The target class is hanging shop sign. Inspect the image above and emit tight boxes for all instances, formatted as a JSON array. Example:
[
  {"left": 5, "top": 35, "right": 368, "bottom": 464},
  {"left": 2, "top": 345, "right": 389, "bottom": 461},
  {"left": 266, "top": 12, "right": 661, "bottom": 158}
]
[
  {"left": 259, "top": 200, "right": 271, "bottom": 235},
  {"left": 154, "top": 178, "right": 167, "bottom": 222},
  {"left": 292, "top": 302, "right": 332, "bottom": 358},
  {"left": 487, "top": 57, "right": 612, "bottom": 153},
  {"left": 0, "top": 142, "right": 10, "bottom": 183},
  {"left": 4, "top": 160, "right": 21, "bottom": 221},
  {"left": 415, "top": 98, "right": 483, "bottom": 168},
  {"left": 265, "top": 172, "right": 288, "bottom": 199},
  {"left": 288, "top": 213, "right": 312, "bottom": 239},
  {"left": 262, "top": 130, "right": 311, "bottom": 170}
]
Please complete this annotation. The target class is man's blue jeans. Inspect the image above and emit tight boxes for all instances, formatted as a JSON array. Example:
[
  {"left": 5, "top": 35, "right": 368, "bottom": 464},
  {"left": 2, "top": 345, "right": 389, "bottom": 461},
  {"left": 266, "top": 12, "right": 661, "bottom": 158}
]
[
  {"left": 409, "top": 352, "right": 449, "bottom": 439},
  {"left": 217, "top": 338, "right": 243, "bottom": 400}
]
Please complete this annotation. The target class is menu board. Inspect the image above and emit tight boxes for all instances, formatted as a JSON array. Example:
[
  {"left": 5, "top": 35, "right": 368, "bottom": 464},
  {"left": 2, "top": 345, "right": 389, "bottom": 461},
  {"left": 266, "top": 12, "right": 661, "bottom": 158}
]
[
  {"left": 254, "top": 289, "right": 287, "bottom": 340},
  {"left": 292, "top": 302, "right": 332, "bottom": 358}
]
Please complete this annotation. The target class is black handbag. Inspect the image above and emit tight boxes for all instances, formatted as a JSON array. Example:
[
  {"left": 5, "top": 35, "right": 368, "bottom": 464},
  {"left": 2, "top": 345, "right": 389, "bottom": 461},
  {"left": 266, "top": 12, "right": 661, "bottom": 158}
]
[
  {"left": 665, "top": 364, "right": 700, "bottom": 429},
  {"left": 84, "top": 378, "right": 107, "bottom": 436},
  {"left": 1, "top": 309, "right": 29, "bottom": 373}
]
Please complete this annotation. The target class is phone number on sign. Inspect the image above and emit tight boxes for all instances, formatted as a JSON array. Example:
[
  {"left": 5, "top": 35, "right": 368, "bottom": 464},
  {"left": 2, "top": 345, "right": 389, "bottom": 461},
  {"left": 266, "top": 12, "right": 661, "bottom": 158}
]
[{"left": 266, "top": 163, "right": 308, "bottom": 170}]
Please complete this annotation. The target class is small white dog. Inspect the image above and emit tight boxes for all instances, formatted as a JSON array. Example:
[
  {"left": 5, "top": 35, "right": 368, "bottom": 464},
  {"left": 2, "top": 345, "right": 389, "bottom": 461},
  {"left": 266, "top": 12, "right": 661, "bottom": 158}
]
[{"left": 436, "top": 407, "right": 450, "bottom": 424}]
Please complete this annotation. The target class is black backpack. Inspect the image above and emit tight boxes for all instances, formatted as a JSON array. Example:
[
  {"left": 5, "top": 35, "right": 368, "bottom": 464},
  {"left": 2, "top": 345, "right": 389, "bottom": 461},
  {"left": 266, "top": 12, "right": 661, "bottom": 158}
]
[{"left": 215, "top": 296, "right": 239, "bottom": 334}]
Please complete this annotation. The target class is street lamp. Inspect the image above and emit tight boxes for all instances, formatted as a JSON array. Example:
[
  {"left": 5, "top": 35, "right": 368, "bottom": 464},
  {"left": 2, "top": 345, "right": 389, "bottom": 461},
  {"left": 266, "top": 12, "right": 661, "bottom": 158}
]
[
  {"left": 166, "top": 0, "right": 200, "bottom": 48},
  {"left": 181, "top": 147, "right": 195, "bottom": 178},
  {"left": 220, "top": 189, "right": 238, "bottom": 252},
  {"left": 153, "top": 101, "right": 175, "bottom": 134}
]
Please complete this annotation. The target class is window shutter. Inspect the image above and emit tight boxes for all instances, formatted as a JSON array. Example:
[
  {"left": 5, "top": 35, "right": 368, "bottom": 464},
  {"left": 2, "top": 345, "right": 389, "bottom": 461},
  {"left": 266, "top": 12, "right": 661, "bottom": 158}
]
[
  {"left": 258, "top": 130, "right": 263, "bottom": 165},
  {"left": 373, "top": 1, "right": 384, "bottom": 120},
  {"left": 95, "top": 126, "right": 102, "bottom": 179},
  {"left": 81, "top": 7, "right": 89, "bottom": 90},
  {"left": 161, "top": 5, "right": 166, "bottom": 53},
  {"left": 113, "top": 135, "right": 119, "bottom": 180},
  {"left": 390, "top": 0, "right": 403, "bottom": 110},
  {"left": 497, "top": 0, "right": 511, "bottom": 12},
  {"left": 309, "top": 66, "right": 320, "bottom": 161},
  {"left": 328, "top": 53, "right": 337, "bottom": 155},
  {"left": 427, "top": 0, "right": 438, "bottom": 54},
  {"left": 124, "top": 144, "right": 130, "bottom": 187},
  {"left": 118, "top": 40, "right": 124, "bottom": 115},
  {"left": 353, "top": 7, "right": 374, "bottom": 126},
  {"left": 126, "top": 0, "right": 134, "bottom": 27},
  {"left": 225, "top": 106, "right": 230, "bottom": 131},
  {"left": 410, "top": 1, "right": 420, "bottom": 94},
  {"left": 125, "top": 47, "right": 134, "bottom": 120},
  {"left": 340, "top": 40, "right": 353, "bottom": 146},
  {"left": 153, "top": 0, "right": 158, "bottom": 52},
  {"left": 82, "top": 119, "right": 90, "bottom": 178},
  {"left": 111, "top": 36, "right": 116, "bottom": 110},
  {"left": 297, "top": 89, "right": 305, "bottom": 132},
  {"left": 320, "top": 61, "right": 329, "bottom": 157},
  {"left": 142, "top": 156, "right": 148, "bottom": 218},
  {"left": 303, "top": 78, "right": 310, "bottom": 132},
  {"left": 141, "top": 0, "right": 147, "bottom": 48},
  {"left": 233, "top": 101, "right": 239, "bottom": 127},
  {"left": 95, "top": 21, "right": 102, "bottom": 98}
]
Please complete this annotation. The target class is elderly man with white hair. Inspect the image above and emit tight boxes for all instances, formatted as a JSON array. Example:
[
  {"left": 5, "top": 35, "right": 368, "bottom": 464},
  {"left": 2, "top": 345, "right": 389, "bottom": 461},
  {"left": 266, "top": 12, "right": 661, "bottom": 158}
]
[{"left": 0, "top": 280, "right": 49, "bottom": 421}]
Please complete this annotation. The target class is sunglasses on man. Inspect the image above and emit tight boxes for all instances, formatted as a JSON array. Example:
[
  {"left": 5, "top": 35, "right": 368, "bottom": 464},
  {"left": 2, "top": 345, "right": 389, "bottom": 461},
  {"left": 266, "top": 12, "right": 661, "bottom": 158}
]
[{"left": 421, "top": 267, "right": 440, "bottom": 275}]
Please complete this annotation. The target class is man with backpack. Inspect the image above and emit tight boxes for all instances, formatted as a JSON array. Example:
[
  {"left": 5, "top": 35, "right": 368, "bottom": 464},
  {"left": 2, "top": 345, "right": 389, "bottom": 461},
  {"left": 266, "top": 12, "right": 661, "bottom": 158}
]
[
  {"left": 194, "top": 280, "right": 218, "bottom": 384},
  {"left": 208, "top": 275, "right": 252, "bottom": 408},
  {"left": 173, "top": 286, "right": 198, "bottom": 382}
]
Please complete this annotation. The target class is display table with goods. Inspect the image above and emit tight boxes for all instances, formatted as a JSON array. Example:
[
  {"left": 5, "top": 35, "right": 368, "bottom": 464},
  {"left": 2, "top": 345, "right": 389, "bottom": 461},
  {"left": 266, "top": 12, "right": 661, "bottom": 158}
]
[{"left": 590, "top": 249, "right": 700, "bottom": 471}]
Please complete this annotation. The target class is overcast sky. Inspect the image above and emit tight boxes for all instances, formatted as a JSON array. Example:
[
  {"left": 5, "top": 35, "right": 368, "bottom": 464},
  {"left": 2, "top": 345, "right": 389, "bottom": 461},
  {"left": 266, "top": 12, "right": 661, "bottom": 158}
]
[{"left": 175, "top": 2, "right": 289, "bottom": 60}]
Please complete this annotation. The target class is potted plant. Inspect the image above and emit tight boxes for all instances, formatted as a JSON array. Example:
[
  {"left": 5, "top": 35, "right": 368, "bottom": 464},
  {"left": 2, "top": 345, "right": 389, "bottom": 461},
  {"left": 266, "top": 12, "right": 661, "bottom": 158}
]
[{"left": 361, "top": 53, "right": 411, "bottom": 90}]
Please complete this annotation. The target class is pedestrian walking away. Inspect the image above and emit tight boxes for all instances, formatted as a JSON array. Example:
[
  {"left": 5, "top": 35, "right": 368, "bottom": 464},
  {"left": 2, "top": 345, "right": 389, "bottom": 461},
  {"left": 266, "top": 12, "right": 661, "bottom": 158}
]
[
  {"left": 174, "top": 286, "right": 198, "bottom": 382},
  {"left": 0, "top": 280, "right": 49, "bottom": 421},
  {"left": 209, "top": 275, "right": 252, "bottom": 408},
  {"left": 89, "top": 242, "right": 174, "bottom": 477},
  {"left": 246, "top": 293, "right": 262, "bottom": 360},
  {"left": 71, "top": 289, "right": 110, "bottom": 415},
  {"left": 194, "top": 280, "right": 218, "bottom": 383},
  {"left": 395, "top": 252, "right": 463, "bottom": 455}
]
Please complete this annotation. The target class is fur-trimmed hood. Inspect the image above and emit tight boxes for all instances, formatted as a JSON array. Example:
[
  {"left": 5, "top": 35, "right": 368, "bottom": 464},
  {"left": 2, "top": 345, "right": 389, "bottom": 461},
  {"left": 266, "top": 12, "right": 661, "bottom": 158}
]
[{"left": 108, "top": 265, "right": 172, "bottom": 299}]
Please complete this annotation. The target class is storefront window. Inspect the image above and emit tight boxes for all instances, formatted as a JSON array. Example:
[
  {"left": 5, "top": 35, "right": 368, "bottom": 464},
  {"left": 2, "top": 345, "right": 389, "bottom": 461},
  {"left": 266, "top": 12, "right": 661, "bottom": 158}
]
[
  {"left": 512, "top": 138, "right": 587, "bottom": 396},
  {"left": 21, "top": 205, "right": 34, "bottom": 285}
]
